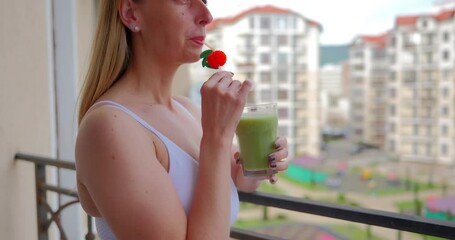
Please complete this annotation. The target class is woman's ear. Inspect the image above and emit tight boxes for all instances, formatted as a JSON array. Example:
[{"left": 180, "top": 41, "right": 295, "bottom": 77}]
[{"left": 118, "top": 0, "right": 140, "bottom": 32}]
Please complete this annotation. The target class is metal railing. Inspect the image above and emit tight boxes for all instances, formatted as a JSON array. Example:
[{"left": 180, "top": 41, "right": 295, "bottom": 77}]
[{"left": 15, "top": 153, "right": 455, "bottom": 240}]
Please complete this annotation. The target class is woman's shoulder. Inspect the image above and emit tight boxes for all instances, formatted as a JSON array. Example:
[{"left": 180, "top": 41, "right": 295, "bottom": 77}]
[{"left": 76, "top": 104, "right": 151, "bottom": 154}]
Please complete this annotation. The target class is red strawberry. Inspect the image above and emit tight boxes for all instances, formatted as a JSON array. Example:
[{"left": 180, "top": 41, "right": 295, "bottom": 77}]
[
  {"left": 207, "top": 51, "right": 227, "bottom": 68},
  {"left": 200, "top": 49, "right": 227, "bottom": 69}
]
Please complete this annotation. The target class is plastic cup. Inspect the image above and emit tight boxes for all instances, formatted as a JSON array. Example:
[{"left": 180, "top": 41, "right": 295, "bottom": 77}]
[{"left": 235, "top": 103, "right": 278, "bottom": 177}]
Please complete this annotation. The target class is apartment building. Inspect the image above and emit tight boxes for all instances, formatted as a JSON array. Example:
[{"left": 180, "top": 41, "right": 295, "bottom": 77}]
[
  {"left": 205, "top": 5, "right": 322, "bottom": 158},
  {"left": 320, "top": 63, "right": 351, "bottom": 132},
  {"left": 350, "top": 7, "right": 455, "bottom": 165},
  {"left": 349, "top": 34, "right": 388, "bottom": 147},
  {"left": 385, "top": 9, "right": 455, "bottom": 164}
]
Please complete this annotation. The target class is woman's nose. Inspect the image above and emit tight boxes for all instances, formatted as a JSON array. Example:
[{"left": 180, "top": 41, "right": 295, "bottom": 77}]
[{"left": 196, "top": 2, "right": 213, "bottom": 26}]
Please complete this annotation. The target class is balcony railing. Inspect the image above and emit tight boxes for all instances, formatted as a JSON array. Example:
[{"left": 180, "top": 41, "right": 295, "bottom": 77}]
[{"left": 15, "top": 153, "right": 455, "bottom": 240}]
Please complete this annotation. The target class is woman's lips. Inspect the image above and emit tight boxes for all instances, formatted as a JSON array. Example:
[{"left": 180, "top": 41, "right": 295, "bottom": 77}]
[{"left": 191, "top": 36, "right": 205, "bottom": 46}]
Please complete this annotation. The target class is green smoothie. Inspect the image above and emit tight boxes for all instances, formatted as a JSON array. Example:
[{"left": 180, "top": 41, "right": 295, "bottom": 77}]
[{"left": 235, "top": 113, "right": 278, "bottom": 176}]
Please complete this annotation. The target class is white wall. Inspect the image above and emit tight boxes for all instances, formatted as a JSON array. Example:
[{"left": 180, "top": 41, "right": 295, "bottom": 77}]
[{"left": 0, "top": 1, "right": 53, "bottom": 239}]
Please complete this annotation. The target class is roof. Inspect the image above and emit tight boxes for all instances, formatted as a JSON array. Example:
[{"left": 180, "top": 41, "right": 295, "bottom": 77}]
[
  {"left": 360, "top": 33, "right": 388, "bottom": 47},
  {"left": 207, "top": 5, "right": 322, "bottom": 31},
  {"left": 351, "top": 32, "right": 388, "bottom": 48},
  {"left": 395, "top": 8, "right": 455, "bottom": 26}
]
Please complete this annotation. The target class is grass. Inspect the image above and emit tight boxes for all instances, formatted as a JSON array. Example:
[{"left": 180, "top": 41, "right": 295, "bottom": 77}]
[{"left": 328, "top": 224, "right": 386, "bottom": 240}]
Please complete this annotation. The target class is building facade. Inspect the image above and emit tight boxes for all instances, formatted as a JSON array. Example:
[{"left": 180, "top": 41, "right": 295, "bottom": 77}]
[
  {"left": 349, "top": 34, "right": 388, "bottom": 147},
  {"left": 320, "top": 63, "right": 351, "bottom": 133},
  {"left": 386, "top": 9, "right": 455, "bottom": 164},
  {"left": 349, "top": 7, "right": 455, "bottom": 165},
  {"left": 205, "top": 5, "right": 322, "bottom": 158}
]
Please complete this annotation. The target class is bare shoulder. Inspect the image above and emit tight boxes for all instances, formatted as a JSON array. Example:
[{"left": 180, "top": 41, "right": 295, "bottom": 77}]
[
  {"left": 75, "top": 106, "right": 187, "bottom": 238},
  {"left": 173, "top": 96, "right": 201, "bottom": 119},
  {"left": 75, "top": 106, "right": 156, "bottom": 185}
]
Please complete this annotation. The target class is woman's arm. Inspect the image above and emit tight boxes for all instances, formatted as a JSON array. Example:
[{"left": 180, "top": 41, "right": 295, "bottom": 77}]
[
  {"left": 76, "top": 107, "right": 189, "bottom": 239},
  {"left": 187, "top": 71, "right": 251, "bottom": 239}
]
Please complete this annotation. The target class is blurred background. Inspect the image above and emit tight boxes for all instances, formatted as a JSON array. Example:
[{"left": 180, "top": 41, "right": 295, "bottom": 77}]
[{"left": 1, "top": 0, "right": 455, "bottom": 239}]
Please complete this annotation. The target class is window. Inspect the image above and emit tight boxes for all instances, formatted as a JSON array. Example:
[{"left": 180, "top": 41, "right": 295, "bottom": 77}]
[
  {"left": 389, "top": 123, "right": 395, "bottom": 133},
  {"left": 441, "top": 87, "right": 449, "bottom": 98},
  {"left": 278, "top": 70, "right": 288, "bottom": 83},
  {"left": 389, "top": 140, "right": 395, "bottom": 152},
  {"left": 425, "top": 52, "right": 433, "bottom": 64},
  {"left": 426, "top": 144, "right": 432, "bottom": 156},
  {"left": 442, "top": 69, "right": 452, "bottom": 80},
  {"left": 390, "top": 36, "right": 396, "bottom": 47},
  {"left": 249, "top": 17, "right": 255, "bottom": 29},
  {"left": 441, "top": 105, "right": 449, "bottom": 117},
  {"left": 260, "top": 53, "right": 271, "bottom": 64},
  {"left": 276, "top": 16, "right": 287, "bottom": 29},
  {"left": 277, "top": 35, "right": 288, "bottom": 46},
  {"left": 442, "top": 50, "right": 450, "bottom": 61},
  {"left": 389, "top": 105, "right": 396, "bottom": 116},
  {"left": 413, "top": 125, "right": 419, "bottom": 135},
  {"left": 260, "top": 35, "right": 271, "bottom": 46},
  {"left": 422, "top": 20, "right": 428, "bottom": 28},
  {"left": 260, "top": 71, "right": 271, "bottom": 83},
  {"left": 389, "top": 71, "right": 396, "bottom": 81},
  {"left": 278, "top": 89, "right": 288, "bottom": 100},
  {"left": 441, "top": 144, "right": 448, "bottom": 156},
  {"left": 261, "top": 89, "right": 272, "bottom": 101},
  {"left": 413, "top": 143, "right": 418, "bottom": 155},
  {"left": 442, "top": 31, "right": 450, "bottom": 42},
  {"left": 426, "top": 126, "right": 432, "bottom": 136},
  {"left": 278, "top": 126, "right": 287, "bottom": 136},
  {"left": 389, "top": 88, "right": 396, "bottom": 98},
  {"left": 278, "top": 108, "right": 288, "bottom": 117},
  {"left": 441, "top": 124, "right": 448, "bottom": 137},
  {"left": 260, "top": 16, "right": 271, "bottom": 29},
  {"left": 277, "top": 52, "right": 288, "bottom": 64}
]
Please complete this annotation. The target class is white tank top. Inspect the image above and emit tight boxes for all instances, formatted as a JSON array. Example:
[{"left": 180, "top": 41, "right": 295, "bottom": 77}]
[{"left": 90, "top": 100, "right": 239, "bottom": 240}]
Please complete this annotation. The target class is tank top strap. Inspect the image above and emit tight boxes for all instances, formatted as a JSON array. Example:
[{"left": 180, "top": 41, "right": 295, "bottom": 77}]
[{"left": 90, "top": 100, "right": 169, "bottom": 141}]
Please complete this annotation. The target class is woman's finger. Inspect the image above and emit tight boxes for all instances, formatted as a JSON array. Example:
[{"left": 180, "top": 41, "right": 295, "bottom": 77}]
[
  {"left": 269, "top": 161, "right": 288, "bottom": 172},
  {"left": 268, "top": 148, "right": 288, "bottom": 162},
  {"left": 268, "top": 175, "right": 278, "bottom": 184},
  {"left": 237, "top": 80, "right": 252, "bottom": 99},
  {"left": 202, "top": 71, "right": 233, "bottom": 89},
  {"left": 228, "top": 80, "right": 242, "bottom": 91},
  {"left": 274, "top": 136, "right": 288, "bottom": 150}
]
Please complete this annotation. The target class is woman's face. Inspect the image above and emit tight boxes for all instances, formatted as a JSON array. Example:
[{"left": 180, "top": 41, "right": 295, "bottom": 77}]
[{"left": 136, "top": 0, "right": 213, "bottom": 65}]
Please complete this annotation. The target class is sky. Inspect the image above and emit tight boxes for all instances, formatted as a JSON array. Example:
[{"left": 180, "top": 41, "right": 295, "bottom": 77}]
[{"left": 207, "top": 0, "right": 440, "bottom": 45}]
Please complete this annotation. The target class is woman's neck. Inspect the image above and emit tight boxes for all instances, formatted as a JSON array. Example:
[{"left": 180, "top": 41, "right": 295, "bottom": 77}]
[{"left": 119, "top": 56, "right": 179, "bottom": 106}]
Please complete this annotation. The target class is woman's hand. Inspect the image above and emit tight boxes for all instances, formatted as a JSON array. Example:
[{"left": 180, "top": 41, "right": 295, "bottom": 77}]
[
  {"left": 200, "top": 71, "right": 252, "bottom": 143},
  {"left": 233, "top": 137, "right": 289, "bottom": 192}
]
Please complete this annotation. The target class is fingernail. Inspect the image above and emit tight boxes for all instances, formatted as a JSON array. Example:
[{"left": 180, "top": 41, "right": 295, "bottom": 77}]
[
  {"left": 268, "top": 155, "right": 275, "bottom": 162},
  {"left": 269, "top": 175, "right": 277, "bottom": 184},
  {"left": 270, "top": 162, "right": 277, "bottom": 168},
  {"left": 234, "top": 152, "right": 241, "bottom": 164}
]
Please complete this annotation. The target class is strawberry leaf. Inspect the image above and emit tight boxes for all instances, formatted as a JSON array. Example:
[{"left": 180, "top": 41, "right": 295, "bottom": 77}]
[
  {"left": 200, "top": 49, "right": 213, "bottom": 59},
  {"left": 202, "top": 58, "right": 209, "bottom": 68}
]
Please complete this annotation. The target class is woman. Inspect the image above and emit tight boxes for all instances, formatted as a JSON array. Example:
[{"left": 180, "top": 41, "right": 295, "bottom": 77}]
[{"left": 75, "top": 0, "right": 288, "bottom": 239}]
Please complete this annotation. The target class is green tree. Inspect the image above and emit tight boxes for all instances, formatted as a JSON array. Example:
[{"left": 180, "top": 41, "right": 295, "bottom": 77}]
[{"left": 262, "top": 206, "right": 269, "bottom": 221}]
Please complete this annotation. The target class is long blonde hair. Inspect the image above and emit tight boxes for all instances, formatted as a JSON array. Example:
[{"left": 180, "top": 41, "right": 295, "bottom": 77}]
[{"left": 78, "top": 0, "right": 131, "bottom": 124}]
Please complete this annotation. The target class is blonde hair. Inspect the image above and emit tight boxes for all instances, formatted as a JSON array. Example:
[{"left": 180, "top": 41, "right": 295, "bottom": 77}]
[{"left": 78, "top": 0, "right": 131, "bottom": 124}]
